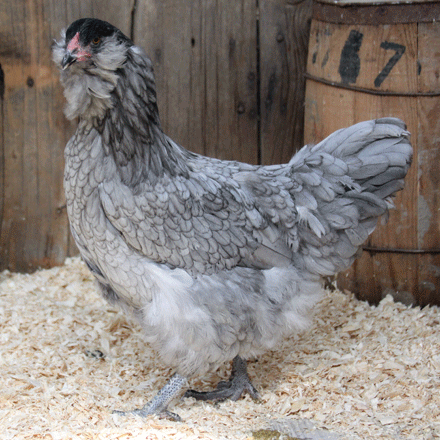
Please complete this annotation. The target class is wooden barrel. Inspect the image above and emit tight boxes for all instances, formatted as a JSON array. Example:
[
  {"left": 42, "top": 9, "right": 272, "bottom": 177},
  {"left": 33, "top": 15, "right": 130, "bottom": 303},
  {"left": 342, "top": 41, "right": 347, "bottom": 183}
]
[{"left": 304, "top": 0, "right": 440, "bottom": 306}]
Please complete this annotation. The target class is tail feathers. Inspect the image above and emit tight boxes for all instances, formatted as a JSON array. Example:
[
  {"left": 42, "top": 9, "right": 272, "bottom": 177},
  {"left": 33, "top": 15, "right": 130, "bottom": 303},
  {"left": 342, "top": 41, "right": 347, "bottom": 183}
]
[
  {"left": 314, "top": 117, "right": 412, "bottom": 211},
  {"left": 293, "top": 118, "right": 412, "bottom": 277},
  {"left": 312, "top": 117, "right": 409, "bottom": 158},
  {"left": 364, "top": 166, "right": 408, "bottom": 187}
]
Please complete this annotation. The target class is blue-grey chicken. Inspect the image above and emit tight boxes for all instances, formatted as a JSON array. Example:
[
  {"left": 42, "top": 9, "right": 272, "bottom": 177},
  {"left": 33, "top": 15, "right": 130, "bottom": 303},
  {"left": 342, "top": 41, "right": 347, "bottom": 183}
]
[{"left": 53, "top": 18, "right": 412, "bottom": 420}]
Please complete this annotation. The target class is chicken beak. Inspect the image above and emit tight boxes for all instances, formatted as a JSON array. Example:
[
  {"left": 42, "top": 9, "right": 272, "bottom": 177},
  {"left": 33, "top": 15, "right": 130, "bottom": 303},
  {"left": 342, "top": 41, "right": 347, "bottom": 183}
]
[{"left": 61, "top": 52, "right": 77, "bottom": 70}]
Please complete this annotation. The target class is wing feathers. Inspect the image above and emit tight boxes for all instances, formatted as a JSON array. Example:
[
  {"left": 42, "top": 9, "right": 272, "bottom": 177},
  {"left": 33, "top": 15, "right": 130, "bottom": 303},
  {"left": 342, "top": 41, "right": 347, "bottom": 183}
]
[{"left": 96, "top": 118, "right": 411, "bottom": 278}]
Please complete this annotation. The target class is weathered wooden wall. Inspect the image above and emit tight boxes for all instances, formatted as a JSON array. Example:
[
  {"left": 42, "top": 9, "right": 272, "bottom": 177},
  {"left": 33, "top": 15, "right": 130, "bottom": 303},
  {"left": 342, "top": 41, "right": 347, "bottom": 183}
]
[
  {"left": 0, "top": 0, "right": 312, "bottom": 272},
  {"left": 0, "top": 0, "right": 135, "bottom": 272}
]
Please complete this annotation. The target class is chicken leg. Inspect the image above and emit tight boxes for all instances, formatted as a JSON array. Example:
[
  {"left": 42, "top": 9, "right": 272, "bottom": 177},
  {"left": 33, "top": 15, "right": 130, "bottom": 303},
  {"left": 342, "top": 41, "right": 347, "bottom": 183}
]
[
  {"left": 113, "top": 373, "right": 187, "bottom": 421},
  {"left": 184, "top": 356, "right": 260, "bottom": 402}
]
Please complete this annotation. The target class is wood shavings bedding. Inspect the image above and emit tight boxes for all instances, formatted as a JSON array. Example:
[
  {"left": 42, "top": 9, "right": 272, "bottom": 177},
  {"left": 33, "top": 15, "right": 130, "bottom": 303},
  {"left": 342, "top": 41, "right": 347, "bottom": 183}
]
[{"left": 0, "top": 257, "right": 439, "bottom": 439}]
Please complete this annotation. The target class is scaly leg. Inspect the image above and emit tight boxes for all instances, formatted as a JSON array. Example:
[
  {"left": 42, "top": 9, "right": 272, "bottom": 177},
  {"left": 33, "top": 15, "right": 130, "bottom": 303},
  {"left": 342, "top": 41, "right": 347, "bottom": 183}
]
[
  {"left": 184, "top": 356, "right": 260, "bottom": 402},
  {"left": 113, "top": 373, "right": 187, "bottom": 421}
]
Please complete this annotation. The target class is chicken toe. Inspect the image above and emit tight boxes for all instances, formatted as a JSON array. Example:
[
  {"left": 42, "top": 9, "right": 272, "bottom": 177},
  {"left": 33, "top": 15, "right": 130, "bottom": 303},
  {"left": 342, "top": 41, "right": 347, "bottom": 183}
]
[{"left": 184, "top": 356, "right": 260, "bottom": 402}]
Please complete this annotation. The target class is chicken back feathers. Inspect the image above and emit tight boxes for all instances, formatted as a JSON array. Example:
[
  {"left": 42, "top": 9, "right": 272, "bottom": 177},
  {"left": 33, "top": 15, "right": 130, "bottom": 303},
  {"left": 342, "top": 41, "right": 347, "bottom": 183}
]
[{"left": 54, "top": 19, "right": 412, "bottom": 378}]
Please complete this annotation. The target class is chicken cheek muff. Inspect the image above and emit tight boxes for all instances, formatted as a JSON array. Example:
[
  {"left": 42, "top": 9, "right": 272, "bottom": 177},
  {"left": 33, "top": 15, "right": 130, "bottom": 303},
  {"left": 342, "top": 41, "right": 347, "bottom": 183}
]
[{"left": 53, "top": 18, "right": 412, "bottom": 420}]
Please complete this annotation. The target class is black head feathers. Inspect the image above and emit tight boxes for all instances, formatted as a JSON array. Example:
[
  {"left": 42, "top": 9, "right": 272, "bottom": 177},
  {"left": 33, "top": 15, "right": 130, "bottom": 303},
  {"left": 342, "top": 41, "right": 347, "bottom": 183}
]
[{"left": 65, "top": 18, "right": 132, "bottom": 47}]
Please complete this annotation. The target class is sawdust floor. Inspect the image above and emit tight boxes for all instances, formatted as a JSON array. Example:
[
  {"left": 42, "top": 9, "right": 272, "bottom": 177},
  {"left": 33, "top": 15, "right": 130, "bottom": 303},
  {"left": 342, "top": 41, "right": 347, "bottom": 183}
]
[{"left": 0, "top": 258, "right": 439, "bottom": 440}]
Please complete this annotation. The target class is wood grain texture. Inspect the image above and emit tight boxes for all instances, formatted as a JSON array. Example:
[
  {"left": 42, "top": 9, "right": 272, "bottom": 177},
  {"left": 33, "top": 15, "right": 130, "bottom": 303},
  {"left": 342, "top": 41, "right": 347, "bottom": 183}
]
[
  {"left": 417, "top": 254, "right": 440, "bottom": 306},
  {"left": 259, "top": 0, "right": 312, "bottom": 165},
  {"left": 417, "top": 23, "right": 440, "bottom": 94},
  {"left": 0, "top": 1, "right": 134, "bottom": 271},
  {"left": 133, "top": 0, "right": 259, "bottom": 163},
  {"left": 1, "top": 1, "right": 69, "bottom": 271}
]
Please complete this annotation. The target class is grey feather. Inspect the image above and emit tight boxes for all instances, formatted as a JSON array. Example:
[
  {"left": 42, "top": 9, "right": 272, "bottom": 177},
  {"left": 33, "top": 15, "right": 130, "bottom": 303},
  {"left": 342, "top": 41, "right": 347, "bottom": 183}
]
[{"left": 54, "top": 18, "right": 413, "bottom": 414}]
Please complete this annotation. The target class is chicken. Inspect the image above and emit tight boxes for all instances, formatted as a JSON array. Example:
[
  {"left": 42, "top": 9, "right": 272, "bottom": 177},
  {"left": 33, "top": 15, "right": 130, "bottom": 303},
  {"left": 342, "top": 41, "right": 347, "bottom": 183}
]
[{"left": 53, "top": 18, "right": 412, "bottom": 420}]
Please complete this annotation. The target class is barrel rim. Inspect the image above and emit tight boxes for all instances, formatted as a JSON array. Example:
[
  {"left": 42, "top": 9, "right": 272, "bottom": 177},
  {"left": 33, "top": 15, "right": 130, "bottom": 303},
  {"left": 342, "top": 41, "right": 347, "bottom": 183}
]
[{"left": 313, "top": 0, "right": 440, "bottom": 24}]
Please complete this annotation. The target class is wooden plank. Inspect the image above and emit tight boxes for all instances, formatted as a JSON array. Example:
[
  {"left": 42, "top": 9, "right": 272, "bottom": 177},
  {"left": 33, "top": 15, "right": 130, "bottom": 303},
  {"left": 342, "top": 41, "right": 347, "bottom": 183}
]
[
  {"left": 338, "top": 252, "right": 423, "bottom": 305},
  {"left": 90, "top": 0, "right": 134, "bottom": 36},
  {"left": 259, "top": 0, "right": 312, "bottom": 165},
  {"left": 415, "top": 92, "right": 440, "bottom": 306},
  {"left": 417, "top": 22, "right": 440, "bottom": 94},
  {"left": 0, "top": 1, "right": 134, "bottom": 271},
  {"left": 337, "top": 251, "right": 381, "bottom": 303},
  {"left": 417, "top": 254, "right": 440, "bottom": 306},
  {"left": 134, "top": 0, "right": 259, "bottom": 163},
  {"left": 132, "top": 0, "right": 195, "bottom": 152},
  {"left": 416, "top": 23, "right": 440, "bottom": 256},
  {"left": 0, "top": 1, "right": 64, "bottom": 271},
  {"left": 372, "top": 253, "right": 418, "bottom": 305},
  {"left": 417, "top": 97, "right": 440, "bottom": 250},
  {"left": 304, "top": 79, "right": 356, "bottom": 143}
]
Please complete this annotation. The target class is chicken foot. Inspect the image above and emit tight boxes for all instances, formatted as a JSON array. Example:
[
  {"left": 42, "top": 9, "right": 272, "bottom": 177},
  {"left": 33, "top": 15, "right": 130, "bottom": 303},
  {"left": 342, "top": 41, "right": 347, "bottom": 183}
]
[
  {"left": 184, "top": 356, "right": 260, "bottom": 402},
  {"left": 113, "top": 357, "right": 259, "bottom": 421},
  {"left": 113, "top": 373, "right": 187, "bottom": 421}
]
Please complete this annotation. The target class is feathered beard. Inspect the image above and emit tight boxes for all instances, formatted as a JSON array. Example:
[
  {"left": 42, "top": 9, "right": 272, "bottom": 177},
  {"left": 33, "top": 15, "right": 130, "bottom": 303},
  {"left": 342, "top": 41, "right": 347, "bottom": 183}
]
[{"left": 52, "top": 30, "right": 128, "bottom": 120}]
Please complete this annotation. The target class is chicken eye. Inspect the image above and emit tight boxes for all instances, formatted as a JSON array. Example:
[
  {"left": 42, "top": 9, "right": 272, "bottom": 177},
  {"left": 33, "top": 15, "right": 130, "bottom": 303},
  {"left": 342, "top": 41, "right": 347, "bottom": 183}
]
[{"left": 92, "top": 37, "right": 101, "bottom": 45}]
